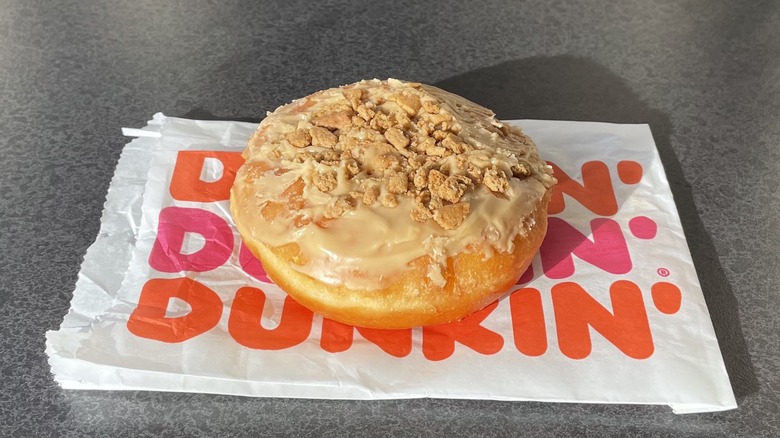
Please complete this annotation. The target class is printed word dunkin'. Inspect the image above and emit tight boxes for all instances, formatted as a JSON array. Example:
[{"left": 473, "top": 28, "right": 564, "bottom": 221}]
[{"left": 136, "top": 152, "right": 676, "bottom": 362}]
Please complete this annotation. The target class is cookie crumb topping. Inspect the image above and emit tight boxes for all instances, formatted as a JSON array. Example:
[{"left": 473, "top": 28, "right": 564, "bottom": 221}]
[
  {"left": 244, "top": 79, "right": 554, "bottom": 230},
  {"left": 234, "top": 79, "right": 556, "bottom": 290}
]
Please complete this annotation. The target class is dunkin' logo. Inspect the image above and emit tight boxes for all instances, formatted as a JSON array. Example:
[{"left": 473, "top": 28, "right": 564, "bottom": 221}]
[{"left": 128, "top": 151, "right": 683, "bottom": 361}]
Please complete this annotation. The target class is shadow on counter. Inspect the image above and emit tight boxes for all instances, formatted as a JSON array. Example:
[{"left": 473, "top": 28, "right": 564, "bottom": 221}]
[{"left": 434, "top": 56, "right": 757, "bottom": 399}]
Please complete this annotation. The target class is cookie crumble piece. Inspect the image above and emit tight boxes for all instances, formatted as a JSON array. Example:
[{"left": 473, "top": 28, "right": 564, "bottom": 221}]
[
  {"left": 433, "top": 202, "right": 470, "bottom": 230},
  {"left": 286, "top": 130, "right": 311, "bottom": 148},
  {"left": 324, "top": 196, "right": 355, "bottom": 218}
]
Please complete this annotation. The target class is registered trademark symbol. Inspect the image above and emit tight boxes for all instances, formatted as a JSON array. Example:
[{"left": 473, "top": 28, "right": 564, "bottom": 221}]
[{"left": 657, "top": 268, "right": 670, "bottom": 277}]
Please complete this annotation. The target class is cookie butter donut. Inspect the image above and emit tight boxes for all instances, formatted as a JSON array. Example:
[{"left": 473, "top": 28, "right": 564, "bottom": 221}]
[{"left": 230, "top": 79, "right": 556, "bottom": 329}]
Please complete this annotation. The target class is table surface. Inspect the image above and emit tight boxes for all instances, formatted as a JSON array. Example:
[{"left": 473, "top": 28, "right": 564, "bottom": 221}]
[{"left": 2, "top": 0, "right": 779, "bottom": 436}]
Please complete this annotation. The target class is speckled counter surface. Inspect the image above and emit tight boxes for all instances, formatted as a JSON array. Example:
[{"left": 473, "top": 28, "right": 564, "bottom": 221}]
[{"left": 1, "top": 0, "right": 778, "bottom": 436}]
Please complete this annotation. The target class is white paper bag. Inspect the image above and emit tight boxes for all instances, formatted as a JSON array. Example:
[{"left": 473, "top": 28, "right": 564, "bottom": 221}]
[{"left": 47, "top": 114, "right": 736, "bottom": 414}]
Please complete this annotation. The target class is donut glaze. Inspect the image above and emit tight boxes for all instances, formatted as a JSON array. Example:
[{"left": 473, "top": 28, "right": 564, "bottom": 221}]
[{"left": 230, "top": 79, "right": 555, "bottom": 328}]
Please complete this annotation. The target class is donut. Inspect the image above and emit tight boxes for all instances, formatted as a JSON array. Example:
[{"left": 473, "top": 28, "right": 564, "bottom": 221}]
[{"left": 230, "top": 79, "right": 556, "bottom": 329}]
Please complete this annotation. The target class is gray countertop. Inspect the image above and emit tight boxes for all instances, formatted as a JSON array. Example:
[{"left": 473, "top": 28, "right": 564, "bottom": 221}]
[{"left": 2, "top": 0, "right": 778, "bottom": 436}]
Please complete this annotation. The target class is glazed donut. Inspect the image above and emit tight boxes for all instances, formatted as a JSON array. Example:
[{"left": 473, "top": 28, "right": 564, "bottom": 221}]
[{"left": 230, "top": 79, "right": 556, "bottom": 329}]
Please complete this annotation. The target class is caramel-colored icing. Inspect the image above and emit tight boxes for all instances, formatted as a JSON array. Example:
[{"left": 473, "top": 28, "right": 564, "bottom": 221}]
[{"left": 230, "top": 79, "right": 556, "bottom": 290}]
